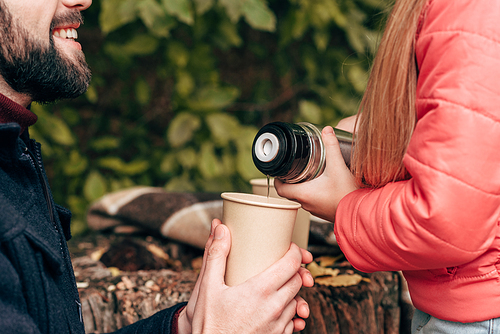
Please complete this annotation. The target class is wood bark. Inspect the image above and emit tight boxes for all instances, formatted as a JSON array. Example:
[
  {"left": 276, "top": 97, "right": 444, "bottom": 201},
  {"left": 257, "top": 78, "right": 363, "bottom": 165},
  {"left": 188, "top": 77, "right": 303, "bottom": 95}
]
[
  {"left": 298, "top": 271, "right": 400, "bottom": 334},
  {"left": 75, "top": 256, "right": 403, "bottom": 334}
]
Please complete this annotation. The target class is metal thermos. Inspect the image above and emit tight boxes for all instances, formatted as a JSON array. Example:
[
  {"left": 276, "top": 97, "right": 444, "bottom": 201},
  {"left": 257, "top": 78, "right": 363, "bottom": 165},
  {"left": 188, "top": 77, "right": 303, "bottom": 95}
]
[{"left": 252, "top": 122, "right": 353, "bottom": 183}]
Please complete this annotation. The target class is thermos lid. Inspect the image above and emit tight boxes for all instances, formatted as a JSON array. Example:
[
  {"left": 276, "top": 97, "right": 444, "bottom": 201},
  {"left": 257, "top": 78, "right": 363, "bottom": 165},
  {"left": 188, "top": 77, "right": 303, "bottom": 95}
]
[{"left": 253, "top": 132, "right": 279, "bottom": 162}]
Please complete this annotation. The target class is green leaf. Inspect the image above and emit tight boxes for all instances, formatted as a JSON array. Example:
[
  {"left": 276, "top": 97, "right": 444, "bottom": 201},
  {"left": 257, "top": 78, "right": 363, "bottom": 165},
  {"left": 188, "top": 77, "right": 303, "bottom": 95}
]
[
  {"left": 122, "top": 160, "right": 150, "bottom": 175},
  {"left": 97, "top": 157, "right": 124, "bottom": 172},
  {"left": 90, "top": 136, "right": 120, "bottom": 151},
  {"left": 103, "top": 42, "right": 132, "bottom": 66},
  {"left": 31, "top": 104, "right": 75, "bottom": 146},
  {"left": 219, "top": 0, "right": 243, "bottom": 22},
  {"left": 313, "top": 29, "right": 330, "bottom": 52},
  {"left": 63, "top": 150, "right": 88, "bottom": 176},
  {"left": 138, "top": 0, "right": 176, "bottom": 37},
  {"left": 48, "top": 118, "right": 76, "bottom": 146},
  {"left": 99, "top": 0, "right": 138, "bottom": 34},
  {"left": 160, "top": 153, "right": 178, "bottom": 173},
  {"left": 135, "top": 77, "right": 151, "bottom": 105},
  {"left": 217, "top": 19, "right": 243, "bottom": 48},
  {"left": 122, "top": 34, "right": 160, "bottom": 55},
  {"left": 85, "top": 84, "right": 98, "bottom": 104},
  {"left": 176, "top": 148, "right": 198, "bottom": 169},
  {"left": 198, "top": 176, "right": 233, "bottom": 192},
  {"left": 313, "top": 0, "right": 347, "bottom": 29},
  {"left": 83, "top": 171, "right": 107, "bottom": 202},
  {"left": 347, "top": 64, "right": 368, "bottom": 93},
  {"left": 206, "top": 113, "right": 240, "bottom": 145},
  {"left": 175, "top": 70, "right": 195, "bottom": 97},
  {"left": 165, "top": 173, "right": 196, "bottom": 192},
  {"left": 234, "top": 126, "right": 261, "bottom": 180},
  {"left": 187, "top": 86, "right": 240, "bottom": 111},
  {"left": 161, "top": 0, "right": 194, "bottom": 25},
  {"left": 199, "top": 142, "right": 222, "bottom": 178},
  {"left": 110, "top": 178, "right": 136, "bottom": 192},
  {"left": 242, "top": 0, "right": 276, "bottom": 32},
  {"left": 167, "top": 41, "right": 190, "bottom": 68},
  {"left": 346, "top": 23, "right": 369, "bottom": 53},
  {"left": 98, "top": 157, "right": 150, "bottom": 175},
  {"left": 60, "top": 107, "right": 80, "bottom": 126},
  {"left": 193, "top": 0, "right": 214, "bottom": 15},
  {"left": 299, "top": 100, "right": 323, "bottom": 124},
  {"left": 167, "top": 112, "right": 202, "bottom": 147},
  {"left": 290, "top": 8, "right": 309, "bottom": 40},
  {"left": 67, "top": 195, "right": 88, "bottom": 216}
]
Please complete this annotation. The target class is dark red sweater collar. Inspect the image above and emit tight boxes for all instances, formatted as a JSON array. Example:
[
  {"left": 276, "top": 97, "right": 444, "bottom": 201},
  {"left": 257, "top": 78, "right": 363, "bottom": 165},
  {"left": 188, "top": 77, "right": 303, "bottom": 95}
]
[{"left": 0, "top": 93, "right": 37, "bottom": 133}]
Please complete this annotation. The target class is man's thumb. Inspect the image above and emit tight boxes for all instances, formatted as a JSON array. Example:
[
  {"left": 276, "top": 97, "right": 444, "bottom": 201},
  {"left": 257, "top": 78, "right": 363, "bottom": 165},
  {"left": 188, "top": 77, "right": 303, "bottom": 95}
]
[{"left": 202, "top": 224, "right": 231, "bottom": 286}]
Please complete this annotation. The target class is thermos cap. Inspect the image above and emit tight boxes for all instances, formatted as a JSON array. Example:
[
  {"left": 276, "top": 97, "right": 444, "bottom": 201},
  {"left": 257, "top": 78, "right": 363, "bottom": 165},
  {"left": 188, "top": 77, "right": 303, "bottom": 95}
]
[{"left": 254, "top": 132, "right": 279, "bottom": 162}]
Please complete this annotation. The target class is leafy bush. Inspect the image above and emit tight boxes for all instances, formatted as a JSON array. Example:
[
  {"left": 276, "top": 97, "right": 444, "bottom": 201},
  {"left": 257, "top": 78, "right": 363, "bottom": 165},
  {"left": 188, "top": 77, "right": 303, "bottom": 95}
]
[{"left": 31, "top": 0, "right": 389, "bottom": 234}]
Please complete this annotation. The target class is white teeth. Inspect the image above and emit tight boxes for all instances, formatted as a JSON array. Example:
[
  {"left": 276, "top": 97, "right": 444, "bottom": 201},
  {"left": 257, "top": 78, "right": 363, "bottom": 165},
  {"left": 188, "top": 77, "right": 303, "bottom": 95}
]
[{"left": 53, "top": 28, "right": 78, "bottom": 40}]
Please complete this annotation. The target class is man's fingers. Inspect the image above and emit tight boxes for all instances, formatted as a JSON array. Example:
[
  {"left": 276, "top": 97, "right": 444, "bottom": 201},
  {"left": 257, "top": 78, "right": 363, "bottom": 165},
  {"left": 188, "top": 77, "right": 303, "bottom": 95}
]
[
  {"left": 254, "top": 243, "right": 303, "bottom": 292},
  {"left": 298, "top": 267, "right": 314, "bottom": 288},
  {"left": 293, "top": 318, "right": 306, "bottom": 332},
  {"left": 295, "top": 296, "right": 309, "bottom": 319},
  {"left": 300, "top": 247, "right": 313, "bottom": 264},
  {"left": 199, "top": 223, "right": 231, "bottom": 289},
  {"left": 278, "top": 299, "right": 298, "bottom": 334},
  {"left": 192, "top": 220, "right": 220, "bottom": 292}
]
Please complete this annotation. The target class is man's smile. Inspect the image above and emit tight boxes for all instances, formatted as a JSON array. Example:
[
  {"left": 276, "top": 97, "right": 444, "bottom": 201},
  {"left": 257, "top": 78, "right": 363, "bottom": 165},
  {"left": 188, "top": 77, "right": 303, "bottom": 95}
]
[
  {"left": 53, "top": 27, "right": 78, "bottom": 40},
  {"left": 52, "top": 24, "right": 81, "bottom": 50}
]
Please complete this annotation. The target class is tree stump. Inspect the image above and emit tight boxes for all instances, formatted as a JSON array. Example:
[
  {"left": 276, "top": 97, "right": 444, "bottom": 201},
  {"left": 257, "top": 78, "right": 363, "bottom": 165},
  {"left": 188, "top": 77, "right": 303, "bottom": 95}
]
[
  {"left": 74, "top": 256, "right": 197, "bottom": 333},
  {"left": 298, "top": 271, "right": 400, "bottom": 334},
  {"left": 74, "top": 256, "right": 401, "bottom": 333}
]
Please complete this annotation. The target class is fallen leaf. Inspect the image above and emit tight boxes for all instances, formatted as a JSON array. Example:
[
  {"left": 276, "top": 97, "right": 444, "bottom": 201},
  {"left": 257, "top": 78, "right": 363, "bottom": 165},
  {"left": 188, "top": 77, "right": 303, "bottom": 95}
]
[
  {"left": 316, "top": 254, "right": 344, "bottom": 267},
  {"left": 108, "top": 267, "right": 121, "bottom": 277},
  {"left": 147, "top": 244, "right": 170, "bottom": 261},
  {"left": 90, "top": 247, "right": 108, "bottom": 261},
  {"left": 307, "top": 261, "right": 340, "bottom": 278},
  {"left": 315, "top": 274, "right": 364, "bottom": 287}
]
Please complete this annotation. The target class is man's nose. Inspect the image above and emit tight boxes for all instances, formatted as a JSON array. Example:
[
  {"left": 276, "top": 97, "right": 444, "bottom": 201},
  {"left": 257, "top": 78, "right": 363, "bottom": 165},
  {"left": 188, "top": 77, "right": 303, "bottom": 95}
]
[{"left": 62, "top": 0, "right": 92, "bottom": 11}]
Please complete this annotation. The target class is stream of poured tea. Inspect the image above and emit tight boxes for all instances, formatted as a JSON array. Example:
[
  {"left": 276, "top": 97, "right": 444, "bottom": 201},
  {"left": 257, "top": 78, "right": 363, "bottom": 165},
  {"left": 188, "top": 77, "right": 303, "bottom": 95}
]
[{"left": 267, "top": 175, "right": 270, "bottom": 199}]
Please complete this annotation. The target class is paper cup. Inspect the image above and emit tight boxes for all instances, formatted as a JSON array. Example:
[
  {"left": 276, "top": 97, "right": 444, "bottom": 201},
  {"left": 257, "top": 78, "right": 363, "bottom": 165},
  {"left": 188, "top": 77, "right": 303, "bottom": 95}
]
[
  {"left": 221, "top": 192, "right": 301, "bottom": 286},
  {"left": 250, "top": 178, "right": 311, "bottom": 249}
]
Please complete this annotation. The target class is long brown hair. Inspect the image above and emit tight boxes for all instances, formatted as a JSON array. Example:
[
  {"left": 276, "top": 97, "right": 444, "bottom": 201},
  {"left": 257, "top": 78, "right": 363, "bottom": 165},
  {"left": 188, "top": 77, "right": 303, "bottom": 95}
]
[{"left": 351, "top": 0, "right": 428, "bottom": 188}]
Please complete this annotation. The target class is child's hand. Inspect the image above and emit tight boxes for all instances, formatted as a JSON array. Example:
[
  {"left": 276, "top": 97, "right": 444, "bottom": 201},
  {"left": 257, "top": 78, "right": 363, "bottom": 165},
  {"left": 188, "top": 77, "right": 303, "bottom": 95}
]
[{"left": 275, "top": 126, "right": 359, "bottom": 222}]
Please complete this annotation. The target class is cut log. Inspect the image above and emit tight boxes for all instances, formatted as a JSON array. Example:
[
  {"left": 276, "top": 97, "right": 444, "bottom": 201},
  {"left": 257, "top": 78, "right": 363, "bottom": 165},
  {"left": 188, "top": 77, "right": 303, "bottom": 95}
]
[
  {"left": 74, "top": 256, "right": 403, "bottom": 333},
  {"left": 298, "top": 271, "right": 400, "bottom": 334}
]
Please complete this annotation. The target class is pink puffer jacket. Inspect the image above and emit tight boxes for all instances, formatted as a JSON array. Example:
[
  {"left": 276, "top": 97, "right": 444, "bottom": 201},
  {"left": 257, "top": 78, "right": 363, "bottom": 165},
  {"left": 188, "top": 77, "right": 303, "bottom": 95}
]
[{"left": 334, "top": 0, "right": 500, "bottom": 323}]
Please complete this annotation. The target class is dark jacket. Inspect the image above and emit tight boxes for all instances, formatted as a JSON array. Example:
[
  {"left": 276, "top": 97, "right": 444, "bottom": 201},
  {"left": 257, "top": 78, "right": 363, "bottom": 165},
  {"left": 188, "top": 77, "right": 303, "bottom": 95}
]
[{"left": 0, "top": 122, "right": 185, "bottom": 333}]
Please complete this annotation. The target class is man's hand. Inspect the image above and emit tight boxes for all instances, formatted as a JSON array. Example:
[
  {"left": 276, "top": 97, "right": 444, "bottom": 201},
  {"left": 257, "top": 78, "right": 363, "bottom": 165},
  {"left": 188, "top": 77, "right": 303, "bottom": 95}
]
[{"left": 178, "top": 219, "right": 313, "bottom": 334}]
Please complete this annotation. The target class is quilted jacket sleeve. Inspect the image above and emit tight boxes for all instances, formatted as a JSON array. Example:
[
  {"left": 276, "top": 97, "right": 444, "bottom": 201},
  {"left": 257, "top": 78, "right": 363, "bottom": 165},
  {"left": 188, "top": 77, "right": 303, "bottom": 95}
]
[{"left": 334, "top": 0, "right": 500, "bottom": 272}]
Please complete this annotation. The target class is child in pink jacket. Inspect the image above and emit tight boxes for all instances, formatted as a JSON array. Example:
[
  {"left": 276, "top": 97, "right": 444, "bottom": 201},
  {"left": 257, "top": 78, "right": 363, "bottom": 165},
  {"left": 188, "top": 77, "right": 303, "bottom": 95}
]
[{"left": 276, "top": 0, "right": 500, "bottom": 332}]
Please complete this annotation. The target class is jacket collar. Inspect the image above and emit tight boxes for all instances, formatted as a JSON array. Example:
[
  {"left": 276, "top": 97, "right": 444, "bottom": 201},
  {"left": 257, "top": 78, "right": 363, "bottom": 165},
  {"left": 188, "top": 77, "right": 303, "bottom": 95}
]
[
  {"left": 0, "top": 93, "right": 37, "bottom": 133},
  {"left": 0, "top": 123, "right": 25, "bottom": 163}
]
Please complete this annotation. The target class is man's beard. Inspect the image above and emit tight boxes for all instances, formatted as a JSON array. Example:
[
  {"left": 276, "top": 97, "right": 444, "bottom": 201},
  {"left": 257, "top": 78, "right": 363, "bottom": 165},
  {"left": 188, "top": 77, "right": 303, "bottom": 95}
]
[{"left": 0, "top": 6, "right": 91, "bottom": 103}]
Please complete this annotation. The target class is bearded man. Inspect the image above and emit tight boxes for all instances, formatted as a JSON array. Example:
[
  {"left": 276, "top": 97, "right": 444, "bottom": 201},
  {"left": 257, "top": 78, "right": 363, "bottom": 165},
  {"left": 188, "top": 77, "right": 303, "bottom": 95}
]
[{"left": 0, "top": 0, "right": 313, "bottom": 333}]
